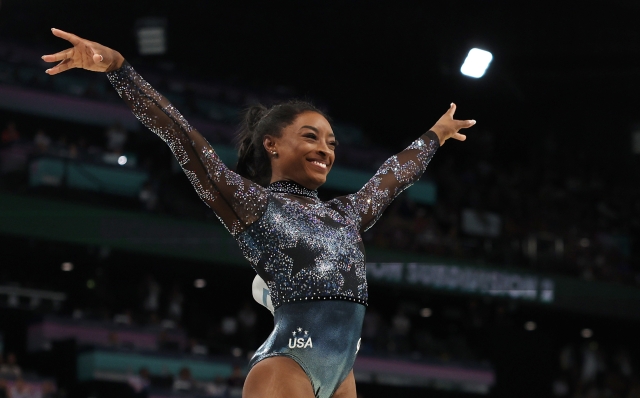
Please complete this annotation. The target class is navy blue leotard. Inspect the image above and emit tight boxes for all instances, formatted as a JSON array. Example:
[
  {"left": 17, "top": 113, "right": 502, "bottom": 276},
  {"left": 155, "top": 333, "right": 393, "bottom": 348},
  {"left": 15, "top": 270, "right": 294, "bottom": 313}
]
[{"left": 107, "top": 63, "right": 440, "bottom": 398}]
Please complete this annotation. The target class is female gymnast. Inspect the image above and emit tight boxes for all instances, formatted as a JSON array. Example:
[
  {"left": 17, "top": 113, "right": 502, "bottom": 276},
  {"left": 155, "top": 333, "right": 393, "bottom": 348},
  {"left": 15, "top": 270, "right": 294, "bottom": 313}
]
[{"left": 42, "top": 28, "right": 475, "bottom": 398}]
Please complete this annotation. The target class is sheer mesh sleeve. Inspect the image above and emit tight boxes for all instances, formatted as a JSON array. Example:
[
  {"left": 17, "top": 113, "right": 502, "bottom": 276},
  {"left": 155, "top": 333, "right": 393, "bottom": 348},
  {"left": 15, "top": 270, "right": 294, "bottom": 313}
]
[
  {"left": 335, "top": 131, "right": 440, "bottom": 232},
  {"left": 106, "top": 62, "right": 268, "bottom": 236}
]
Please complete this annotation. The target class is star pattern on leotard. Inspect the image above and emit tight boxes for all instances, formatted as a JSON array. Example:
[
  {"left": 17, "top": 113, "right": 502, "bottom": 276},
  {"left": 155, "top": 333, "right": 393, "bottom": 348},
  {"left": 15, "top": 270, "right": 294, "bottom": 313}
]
[
  {"left": 291, "top": 327, "right": 310, "bottom": 337},
  {"left": 107, "top": 64, "right": 439, "bottom": 310}
]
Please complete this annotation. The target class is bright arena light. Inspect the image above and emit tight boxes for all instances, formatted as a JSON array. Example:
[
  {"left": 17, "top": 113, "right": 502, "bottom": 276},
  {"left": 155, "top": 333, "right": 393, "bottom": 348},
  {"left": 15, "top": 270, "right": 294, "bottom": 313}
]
[
  {"left": 460, "top": 48, "right": 493, "bottom": 78},
  {"left": 581, "top": 328, "right": 593, "bottom": 338},
  {"left": 524, "top": 321, "right": 537, "bottom": 331},
  {"left": 117, "top": 155, "right": 128, "bottom": 165},
  {"left": 61, "top": 262, "right": 73, "bottom": 271},
  {"left": 194, "top": 279, "right": 207, "bottom": 288}
]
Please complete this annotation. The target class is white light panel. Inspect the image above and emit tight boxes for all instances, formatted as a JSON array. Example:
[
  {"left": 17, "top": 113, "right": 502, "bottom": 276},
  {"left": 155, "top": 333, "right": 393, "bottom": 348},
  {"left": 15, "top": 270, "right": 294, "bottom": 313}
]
[{"left": 460, "top": 48, "right": 493, "bottom": 78}]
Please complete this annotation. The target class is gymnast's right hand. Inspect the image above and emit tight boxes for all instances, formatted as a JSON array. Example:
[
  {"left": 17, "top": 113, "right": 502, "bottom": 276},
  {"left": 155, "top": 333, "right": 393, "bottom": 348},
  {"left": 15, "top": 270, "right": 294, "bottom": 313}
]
[{"left": 42, "top": 28, "right": 125, "bottom": 75}]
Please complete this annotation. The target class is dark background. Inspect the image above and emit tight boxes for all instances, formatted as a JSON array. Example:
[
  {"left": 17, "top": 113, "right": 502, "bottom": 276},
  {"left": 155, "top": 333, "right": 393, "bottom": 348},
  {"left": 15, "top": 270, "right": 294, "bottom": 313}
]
[{"left": 3, "top": 0, "right": 639, "bottom": 162}]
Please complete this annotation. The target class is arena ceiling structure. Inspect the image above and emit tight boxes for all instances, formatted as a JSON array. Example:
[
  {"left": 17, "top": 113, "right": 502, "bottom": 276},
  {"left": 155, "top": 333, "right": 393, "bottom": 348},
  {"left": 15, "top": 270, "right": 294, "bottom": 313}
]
[{"left": 1, "top": 0, "right": 639, "bottom": 165}]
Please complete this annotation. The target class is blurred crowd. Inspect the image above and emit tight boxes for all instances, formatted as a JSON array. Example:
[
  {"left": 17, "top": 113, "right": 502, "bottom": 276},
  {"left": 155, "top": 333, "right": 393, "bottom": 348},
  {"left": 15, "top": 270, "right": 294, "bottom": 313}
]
[
  {"left": 0, "top": 119, "right": 132, "bottom": 168},
  {"left": 553, "top": 342, "right": 640, "bottom": 398},
  {"left": 1, "top": 112, "right": 638, "bottom": 287},
  {"left": 364, "top": 155, "right": 637, "bottom": 284},
  {"left": 0, "top": 353, "right": 59, "bottom": 398},
  {"left": 18, "top": 265, "right": 640, "bottom": 398},
  {"left": 10, "top": 269, "right": 489, "bottom": 398},
  {"left": 124, "top": 365, "right": 245, "bottom": 398}
]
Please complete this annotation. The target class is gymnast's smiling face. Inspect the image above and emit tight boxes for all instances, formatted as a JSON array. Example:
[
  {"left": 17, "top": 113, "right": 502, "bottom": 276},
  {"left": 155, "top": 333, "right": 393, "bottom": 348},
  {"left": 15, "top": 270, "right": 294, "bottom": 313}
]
[{"left": 264, "top": 111, "right": 337, "bottom": 191}]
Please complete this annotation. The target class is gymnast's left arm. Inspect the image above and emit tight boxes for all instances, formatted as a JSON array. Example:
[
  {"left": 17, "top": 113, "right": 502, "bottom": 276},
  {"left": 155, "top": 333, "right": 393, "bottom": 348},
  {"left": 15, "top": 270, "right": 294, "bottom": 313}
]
[{"left": 340, "top": 103, "right": 475, "bottom": 232}]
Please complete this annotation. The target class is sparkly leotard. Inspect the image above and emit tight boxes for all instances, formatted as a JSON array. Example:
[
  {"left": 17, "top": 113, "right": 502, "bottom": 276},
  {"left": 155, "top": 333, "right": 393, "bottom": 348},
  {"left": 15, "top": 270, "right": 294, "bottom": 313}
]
[{"left": 107, "top": 62, "right": 440, "bottom": 398}]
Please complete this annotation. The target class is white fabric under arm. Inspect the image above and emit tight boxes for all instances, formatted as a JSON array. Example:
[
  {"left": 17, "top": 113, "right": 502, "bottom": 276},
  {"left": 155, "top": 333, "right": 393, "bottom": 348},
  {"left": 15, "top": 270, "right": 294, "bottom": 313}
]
[{"left": 252, "top": 275, "right": 274, "bottom": 315}]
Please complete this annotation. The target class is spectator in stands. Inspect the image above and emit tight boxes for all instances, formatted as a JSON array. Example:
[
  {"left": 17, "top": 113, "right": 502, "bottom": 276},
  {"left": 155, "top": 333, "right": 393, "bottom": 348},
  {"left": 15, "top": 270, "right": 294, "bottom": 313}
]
[
  {"left": 141, "top": 275, "right": 161, "bottom": 317},
  {"left": 580, "top": 343, "right": 604, "bottom": 384},
  {"left": 0, "top": 122, "right": 20, "bottom": 147},
  {"left": 187, "top": 338, "right": 209, "bottom": 356},
  {"left": 552, "top": 342, "right": 640, "bottom": 398},
  {"left": 220, "top": 315, "right": 239, "bottom": 349},
  {"left": 33, "top": 129, "right": 52, "bottom": 153},
  {"left": 9, "top": 378, "right": 35, "bottom": 398},
  {"left": 0, "top": 353, "right": 21, "bottom": 378},
  {"left": 127, "top": 367, "right": 150, "bottom": 398},
  {"left": 138, "top": 182, "right": 158, "bottom": 212},
  {"left": 204, "top": 376, "right": 228, "bottom": 397},
  {"left": 167, "top": 285, "right": 184, "bottom": 324},
  {"left": 227, "top": 365, "right": 245, "bottom": 390},
  {"left": 172, "top": 367, "right": 194, "bottom": 393},
  {"left": 105, "top": 122, "right": 128, "bottom": 153}
]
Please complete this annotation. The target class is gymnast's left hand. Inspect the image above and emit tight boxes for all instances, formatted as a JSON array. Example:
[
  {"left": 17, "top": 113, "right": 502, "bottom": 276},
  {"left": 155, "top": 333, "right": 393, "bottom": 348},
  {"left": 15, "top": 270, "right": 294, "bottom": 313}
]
[
  {"left": 41, "top": 28, "right": 125, "bottom": 75},
  {"left": 429, "top": 103, "right": 476, "bottom": 146}
]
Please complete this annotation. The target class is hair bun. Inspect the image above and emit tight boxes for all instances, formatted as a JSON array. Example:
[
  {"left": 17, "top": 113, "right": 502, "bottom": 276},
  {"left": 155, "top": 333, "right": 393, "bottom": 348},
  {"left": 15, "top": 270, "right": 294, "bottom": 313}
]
[{"left": 245, "top": 105, "right": 268, "bottom": 131}]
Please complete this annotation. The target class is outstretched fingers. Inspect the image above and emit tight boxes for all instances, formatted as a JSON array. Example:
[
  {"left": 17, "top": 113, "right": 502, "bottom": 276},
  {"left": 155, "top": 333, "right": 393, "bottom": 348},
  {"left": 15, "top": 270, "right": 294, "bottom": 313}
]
[
  {"left": 450, "top": 120, "right": 475, "bottom": 141},
  {"left": 457, "top": 119, "right": 476, "bottom": 129},
  {"left": 452, "top": 132, "right": 467, "bottom": 142},
  {"left": 41, "top": 48, "right": 73, "bottom": 63},
  {"left": 447, "top": 103, "right": 476, "bottom": 127},
  {"left": 433, "top": 103, "right": 476, "bottom": 146},
  {"left": 46, "top": 59, "right": 73, "bottom": 75},
  {"left": 446, "top": 103, "right": 457, "bottom": 119},
  {"left": 51, "top": 28, "right": 82, "bottom": 45}
]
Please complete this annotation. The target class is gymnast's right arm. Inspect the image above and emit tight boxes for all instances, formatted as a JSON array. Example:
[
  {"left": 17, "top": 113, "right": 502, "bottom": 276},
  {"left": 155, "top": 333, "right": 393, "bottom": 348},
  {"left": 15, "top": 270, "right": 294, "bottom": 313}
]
[{"left": 42, "top": 29, "right": 268, "bottom": 235}]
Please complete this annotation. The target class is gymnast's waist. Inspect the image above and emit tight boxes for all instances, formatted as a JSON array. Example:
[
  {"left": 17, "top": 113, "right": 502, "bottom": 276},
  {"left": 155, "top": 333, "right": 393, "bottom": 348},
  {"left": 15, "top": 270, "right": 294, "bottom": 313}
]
[
  {"left": 274, "top": 299, "right": 366, "bottom": 336},
  {"left": 275, "top": 294, "right": 367, "bottom": 308}
]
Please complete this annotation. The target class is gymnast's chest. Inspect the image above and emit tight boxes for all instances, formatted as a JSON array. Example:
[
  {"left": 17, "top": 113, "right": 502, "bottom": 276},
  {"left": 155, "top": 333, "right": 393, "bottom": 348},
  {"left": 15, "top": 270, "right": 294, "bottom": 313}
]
[{"left": 246, "top": 197, "right": 363, "bottom": 256}]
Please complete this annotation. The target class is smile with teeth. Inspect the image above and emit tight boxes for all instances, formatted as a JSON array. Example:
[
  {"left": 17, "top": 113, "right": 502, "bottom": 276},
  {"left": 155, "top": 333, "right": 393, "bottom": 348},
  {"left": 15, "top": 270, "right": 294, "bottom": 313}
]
[{"left": 310, "top": 160, "right": 327, "bottom": 169}]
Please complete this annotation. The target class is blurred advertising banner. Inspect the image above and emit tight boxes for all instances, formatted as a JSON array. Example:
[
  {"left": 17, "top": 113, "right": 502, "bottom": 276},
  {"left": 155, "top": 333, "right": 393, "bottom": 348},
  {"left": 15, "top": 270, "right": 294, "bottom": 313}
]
[
  {"left": 366, "top": 261, "right": 640, "bottom": 321},
  {"left": 367, "top": 262, "right": 553, "bottom": 303}
]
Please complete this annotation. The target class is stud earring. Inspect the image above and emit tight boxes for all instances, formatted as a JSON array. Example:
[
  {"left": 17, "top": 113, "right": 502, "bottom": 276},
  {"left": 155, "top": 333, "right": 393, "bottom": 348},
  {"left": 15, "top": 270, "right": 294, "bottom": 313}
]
[{"left": 271, "top": 151, "right": 278, "bottom": 157}]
